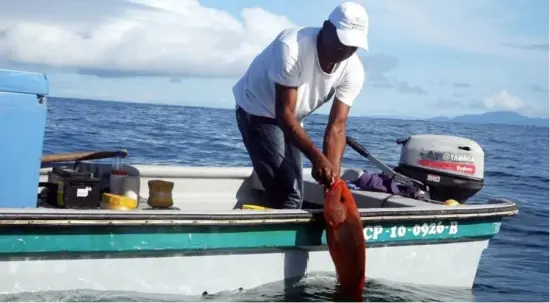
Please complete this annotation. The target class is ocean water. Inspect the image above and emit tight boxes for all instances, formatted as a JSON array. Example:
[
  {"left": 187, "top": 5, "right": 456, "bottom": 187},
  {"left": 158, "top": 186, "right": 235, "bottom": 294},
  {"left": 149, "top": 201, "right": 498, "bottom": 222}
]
[{"left": 8, "top": 97, "right": 549, "bottom": 302}]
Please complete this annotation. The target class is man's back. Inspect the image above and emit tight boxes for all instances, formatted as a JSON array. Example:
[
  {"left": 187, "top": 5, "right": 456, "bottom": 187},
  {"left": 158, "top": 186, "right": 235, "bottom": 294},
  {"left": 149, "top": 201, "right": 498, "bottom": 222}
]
[{"left": 233, "top": 27, "right": 364, "bottom": 122}]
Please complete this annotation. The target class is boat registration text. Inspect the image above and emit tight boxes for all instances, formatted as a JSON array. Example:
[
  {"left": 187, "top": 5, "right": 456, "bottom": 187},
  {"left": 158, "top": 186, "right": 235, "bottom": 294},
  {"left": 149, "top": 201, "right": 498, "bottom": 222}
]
[{"left": 363, "top": 221, "right": 459, "bottom": 241}]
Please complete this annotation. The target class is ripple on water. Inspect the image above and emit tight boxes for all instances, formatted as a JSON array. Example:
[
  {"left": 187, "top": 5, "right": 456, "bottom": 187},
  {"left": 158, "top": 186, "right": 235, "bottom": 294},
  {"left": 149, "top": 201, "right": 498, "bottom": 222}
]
[{"left": 0, "top": 277, "right": 477, "bottom": 302}]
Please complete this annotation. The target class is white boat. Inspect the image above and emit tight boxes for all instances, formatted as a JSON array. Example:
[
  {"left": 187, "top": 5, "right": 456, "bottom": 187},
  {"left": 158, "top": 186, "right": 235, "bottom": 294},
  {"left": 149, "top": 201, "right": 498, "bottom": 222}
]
[
  {"left": 0, "top": 68, "right": 518, "bottom": 297},
  {"left": 0, "top": 161, "right": 517, "bottom": 296}
]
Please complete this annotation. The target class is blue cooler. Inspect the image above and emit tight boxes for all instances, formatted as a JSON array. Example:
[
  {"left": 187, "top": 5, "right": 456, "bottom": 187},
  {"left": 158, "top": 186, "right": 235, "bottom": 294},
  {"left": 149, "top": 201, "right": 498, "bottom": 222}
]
[{"left": 0, "top": 69, "right": 49, "bottom": 208}]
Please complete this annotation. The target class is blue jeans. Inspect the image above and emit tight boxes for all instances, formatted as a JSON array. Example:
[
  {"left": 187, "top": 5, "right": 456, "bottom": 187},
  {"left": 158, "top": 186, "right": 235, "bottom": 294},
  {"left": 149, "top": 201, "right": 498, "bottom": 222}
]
[{"left": 236, "top": 106, "right": 304, "bottom": 209}]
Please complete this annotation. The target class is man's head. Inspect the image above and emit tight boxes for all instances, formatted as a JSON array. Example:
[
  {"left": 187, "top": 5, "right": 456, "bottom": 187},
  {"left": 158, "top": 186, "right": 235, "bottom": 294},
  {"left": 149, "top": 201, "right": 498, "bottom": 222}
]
[{"left": 318, "top": 1, "right": 369, "bottom": 64}]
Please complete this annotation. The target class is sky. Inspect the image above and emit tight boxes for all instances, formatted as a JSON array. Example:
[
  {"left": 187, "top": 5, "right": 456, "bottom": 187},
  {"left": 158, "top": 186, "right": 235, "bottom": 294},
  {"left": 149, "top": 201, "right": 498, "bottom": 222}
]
[{"left": 0, "top": 0, "right": 548, "bottom": 118}]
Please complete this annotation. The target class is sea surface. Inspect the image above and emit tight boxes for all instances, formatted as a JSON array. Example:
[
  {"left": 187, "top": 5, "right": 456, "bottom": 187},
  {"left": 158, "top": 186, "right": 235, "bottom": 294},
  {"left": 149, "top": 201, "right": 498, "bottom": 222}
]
[{"left": 5, "top": 97, "right": 549, "bottom": 302}]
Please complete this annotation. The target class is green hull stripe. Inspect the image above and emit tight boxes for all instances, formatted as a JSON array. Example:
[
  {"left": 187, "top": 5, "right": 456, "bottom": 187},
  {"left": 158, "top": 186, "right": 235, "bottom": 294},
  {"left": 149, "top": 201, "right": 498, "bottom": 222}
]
[{"left": 0, "top": 218, "right": 501, "bottom": 254}]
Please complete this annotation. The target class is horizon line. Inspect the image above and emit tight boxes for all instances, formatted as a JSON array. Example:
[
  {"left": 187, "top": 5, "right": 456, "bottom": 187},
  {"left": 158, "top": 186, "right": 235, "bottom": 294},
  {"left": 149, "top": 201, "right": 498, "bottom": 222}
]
[{"left": 47, "top": 95, "right": 550, "bottom": 123}]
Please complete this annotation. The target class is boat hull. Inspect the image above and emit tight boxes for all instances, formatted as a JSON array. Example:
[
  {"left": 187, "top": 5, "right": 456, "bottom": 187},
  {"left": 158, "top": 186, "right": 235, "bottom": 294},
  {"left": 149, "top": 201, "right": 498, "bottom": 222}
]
[
  {"left": 0, "top": 217, "right": 500, "bottom": 295},
  {"left": 0, "top": 239, "right": 490, "bottom": 295}
]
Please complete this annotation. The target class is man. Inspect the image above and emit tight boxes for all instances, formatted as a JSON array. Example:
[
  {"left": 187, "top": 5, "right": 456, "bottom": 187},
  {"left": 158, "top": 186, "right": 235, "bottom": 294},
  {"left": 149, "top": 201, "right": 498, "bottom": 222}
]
[{"left": 233, "top": 1, "right": 368, "bottom": 209}]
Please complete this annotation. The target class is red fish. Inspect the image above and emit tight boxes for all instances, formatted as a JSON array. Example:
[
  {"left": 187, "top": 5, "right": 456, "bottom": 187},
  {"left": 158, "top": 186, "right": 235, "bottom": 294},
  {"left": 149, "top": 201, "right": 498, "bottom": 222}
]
[{"left": 323, "top": 179, "right": 366, "bottom": 301}]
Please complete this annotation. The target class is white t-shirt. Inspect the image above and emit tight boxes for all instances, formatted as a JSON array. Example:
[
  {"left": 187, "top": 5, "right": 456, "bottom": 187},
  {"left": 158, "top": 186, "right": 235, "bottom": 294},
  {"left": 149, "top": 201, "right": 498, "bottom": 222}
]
[{"left": 232, "top": 27, "right": 365, "bottom": 122}]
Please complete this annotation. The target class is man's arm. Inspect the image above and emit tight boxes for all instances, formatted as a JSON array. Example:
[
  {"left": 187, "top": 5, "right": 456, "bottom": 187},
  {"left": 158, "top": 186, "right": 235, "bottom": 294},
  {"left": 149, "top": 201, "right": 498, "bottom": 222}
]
[
  {"left": 323, "top": 98, "right": 350, "bottom": 177},
  {"left": 268, "top": 40, "right": 326, "bottom": 165},
  {"left": 274, "top": 84, "right": 325, "bottom": 164},
  {"left": 324, "top": 58, "right": 365, "bottom": 176}
]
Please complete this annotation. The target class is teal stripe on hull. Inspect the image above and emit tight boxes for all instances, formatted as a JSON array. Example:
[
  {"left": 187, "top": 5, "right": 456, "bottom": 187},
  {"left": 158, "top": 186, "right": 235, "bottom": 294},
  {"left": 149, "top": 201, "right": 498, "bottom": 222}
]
[{"left": 0, "top": 218, "right": 502, "bottom": 254}]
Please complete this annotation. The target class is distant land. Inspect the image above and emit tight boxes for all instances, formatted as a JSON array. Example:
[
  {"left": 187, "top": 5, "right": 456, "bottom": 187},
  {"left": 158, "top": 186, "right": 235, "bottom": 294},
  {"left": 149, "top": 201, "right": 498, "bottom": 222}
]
[{"left": 425, "top": 111, "right": 549, "bottom": 127}]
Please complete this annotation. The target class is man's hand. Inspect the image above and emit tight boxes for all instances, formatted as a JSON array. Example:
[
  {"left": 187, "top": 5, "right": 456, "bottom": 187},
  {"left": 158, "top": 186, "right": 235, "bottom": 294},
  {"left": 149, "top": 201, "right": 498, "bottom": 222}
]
[{"left": 312, "top": 154, "right": 337, "bottom": 187}]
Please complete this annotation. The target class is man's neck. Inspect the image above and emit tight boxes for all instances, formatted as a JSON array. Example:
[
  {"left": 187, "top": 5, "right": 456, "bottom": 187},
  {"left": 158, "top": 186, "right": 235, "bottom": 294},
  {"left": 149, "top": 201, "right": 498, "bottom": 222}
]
[{"left": 316, "top": 31, "right": 335, "bottom": 73}]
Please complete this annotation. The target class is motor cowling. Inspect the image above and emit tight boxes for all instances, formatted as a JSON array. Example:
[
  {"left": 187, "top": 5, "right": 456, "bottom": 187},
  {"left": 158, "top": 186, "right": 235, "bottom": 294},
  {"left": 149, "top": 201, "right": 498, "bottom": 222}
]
[{"left": 395, "top": 134, "right": 485, "bottom": 203}]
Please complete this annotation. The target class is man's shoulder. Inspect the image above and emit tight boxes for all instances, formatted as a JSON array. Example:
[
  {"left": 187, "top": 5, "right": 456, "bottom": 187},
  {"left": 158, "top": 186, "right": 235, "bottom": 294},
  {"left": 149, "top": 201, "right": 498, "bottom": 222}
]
[
  {"left": 335, "top": 54, "right": 364, "bottom": 88},
  {"left": 345, "top": 54, "right": 364, "bottom": 73},
  {"left": 274, "top": 27, "right": 320, "bottom": 52},
  {"left": 341, "top": 53, "right": 365, "bottom": 80}
]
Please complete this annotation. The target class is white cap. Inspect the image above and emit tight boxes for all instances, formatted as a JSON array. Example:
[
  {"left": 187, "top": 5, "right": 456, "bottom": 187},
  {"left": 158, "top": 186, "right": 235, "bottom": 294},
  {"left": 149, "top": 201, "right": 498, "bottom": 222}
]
[{"left": 328, "top": 1, "right": 369, "bottom": 50}]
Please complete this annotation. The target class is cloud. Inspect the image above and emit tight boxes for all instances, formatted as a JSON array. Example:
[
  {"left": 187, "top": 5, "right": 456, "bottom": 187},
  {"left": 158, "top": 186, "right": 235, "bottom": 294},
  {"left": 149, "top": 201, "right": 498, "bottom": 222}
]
[
  {"left": 0, "top": 0, "right": 296, "bottom": 78},
  {"left": 501, "top": 42, "right": 549, "bottom": 52},
  {"left": 431, "top": 99, "right": 464, "bottom": 109},
  {"left": 368, "top": 73, "right": 394, "bottom": 89},
  {"left": 479, "top": 90, "right": 548, "bottom": 117},
  {"left": 395, "top": 81, "right": 427, "bottom": 95},
  {"left": 482, "top": 90, "right": 526, "bottom": 111},
  {"left": 453, "top": 82, "right": 471, "bottom": 88},
  {"left": 435, "top": 89, "right": 547, "bottom": 116},
  {"left": 368, "top": 76, "right": 427, "bottom": 95},
  {"left": 469, "top": 100, "right": 487, "bottom": 110},
  {"left": 362, "top": 53, "right": 400, "bottom": 74},
  {"left": 431, "top": 90, "right": 548, "bottom": 118},
  {"left": 368, "top": 0, "right": 548, "bottom": 60},
  {"left": 531, "top": 84, "right": 548, "bottom": 93},
  {"left": 430, "top": 89, "right": 548, "bottom": 117},
  {"left": 366, "top": 73, "right": 426, "bottom": 95},
  {"left": 453, "top": 92, "right": 465, "bottom": 98},
  {"left": 360, "top": 54, "right": 426, "bottom": 95}
]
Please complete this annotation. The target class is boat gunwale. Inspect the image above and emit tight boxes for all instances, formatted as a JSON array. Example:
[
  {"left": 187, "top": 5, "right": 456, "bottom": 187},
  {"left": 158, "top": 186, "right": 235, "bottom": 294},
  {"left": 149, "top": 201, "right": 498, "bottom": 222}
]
[{"left": 0, "top": 204, "right": 518, "bottom": 226}]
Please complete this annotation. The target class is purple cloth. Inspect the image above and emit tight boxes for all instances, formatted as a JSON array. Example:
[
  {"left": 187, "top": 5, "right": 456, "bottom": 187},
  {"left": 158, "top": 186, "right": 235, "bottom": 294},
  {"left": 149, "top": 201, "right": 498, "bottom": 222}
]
[
  {"left": 349, "top": 170, "right": 431, "bottom": 201},
  {"left": 353, "top": 171, "right": 400, "bottom": 194}
]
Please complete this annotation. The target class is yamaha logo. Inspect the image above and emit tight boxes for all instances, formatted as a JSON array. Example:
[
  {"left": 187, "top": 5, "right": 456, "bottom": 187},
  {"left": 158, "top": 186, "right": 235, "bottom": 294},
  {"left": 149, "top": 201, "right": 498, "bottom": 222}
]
[
  {"left": 442, "top": 152, "right": 474, "bottom": 163},
  {"left": 420, "top": 150, "right": 474, "bottom": 163}
]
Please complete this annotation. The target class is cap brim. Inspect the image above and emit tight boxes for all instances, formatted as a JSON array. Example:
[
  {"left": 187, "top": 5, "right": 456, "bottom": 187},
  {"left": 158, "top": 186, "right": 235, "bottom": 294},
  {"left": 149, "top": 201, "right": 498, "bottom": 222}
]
[{"left": 336, "top": 28, "right": 369, "bottom": 51}]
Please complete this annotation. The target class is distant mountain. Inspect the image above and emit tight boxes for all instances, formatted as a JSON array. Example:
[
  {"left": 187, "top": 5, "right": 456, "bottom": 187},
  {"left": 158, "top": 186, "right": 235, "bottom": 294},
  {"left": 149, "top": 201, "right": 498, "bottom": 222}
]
[{"left": 426, "top": 111, "right": 549, "bottom": 127}]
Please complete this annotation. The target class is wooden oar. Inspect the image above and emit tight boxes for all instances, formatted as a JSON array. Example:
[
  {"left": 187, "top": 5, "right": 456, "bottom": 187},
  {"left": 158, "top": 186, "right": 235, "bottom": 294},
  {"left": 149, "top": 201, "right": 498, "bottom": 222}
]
[{"left": 41, "top": 150, "right": 128, "bottom": 163}]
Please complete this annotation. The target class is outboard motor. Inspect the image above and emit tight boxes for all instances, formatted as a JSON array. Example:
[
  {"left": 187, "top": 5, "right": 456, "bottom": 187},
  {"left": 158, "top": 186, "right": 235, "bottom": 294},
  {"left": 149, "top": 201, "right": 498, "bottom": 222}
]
[{"left": 395, "top": 135, "right": 484, "bottom": 203}]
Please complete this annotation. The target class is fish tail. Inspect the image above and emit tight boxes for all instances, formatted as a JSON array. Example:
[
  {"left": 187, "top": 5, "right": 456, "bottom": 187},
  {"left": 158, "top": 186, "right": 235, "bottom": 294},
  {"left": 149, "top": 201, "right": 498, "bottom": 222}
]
[{"left": 334, "top": 283, "right": 364, "bottom": 302}]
